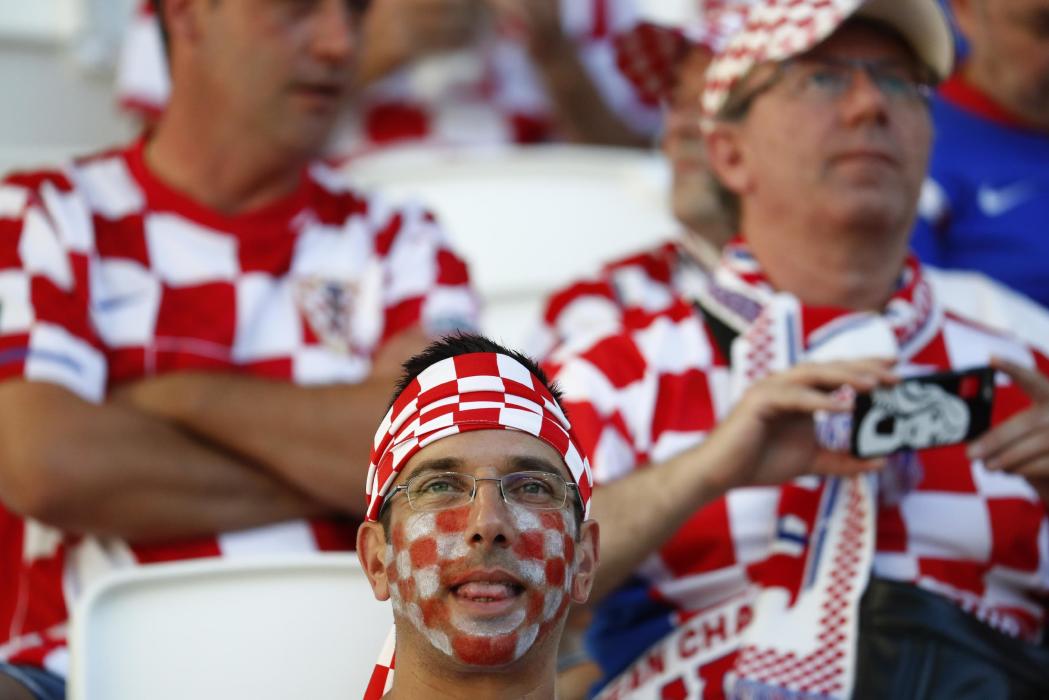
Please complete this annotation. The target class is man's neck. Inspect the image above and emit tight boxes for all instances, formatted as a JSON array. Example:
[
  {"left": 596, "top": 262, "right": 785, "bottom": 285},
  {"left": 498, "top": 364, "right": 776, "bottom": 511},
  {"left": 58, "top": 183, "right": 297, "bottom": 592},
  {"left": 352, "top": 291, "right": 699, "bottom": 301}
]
[
  {"left": 145, "top": 97, "right": 310, "bottom": 216},
  {"left": 741, "top": 213, "right": 910, "bottom": 311}
]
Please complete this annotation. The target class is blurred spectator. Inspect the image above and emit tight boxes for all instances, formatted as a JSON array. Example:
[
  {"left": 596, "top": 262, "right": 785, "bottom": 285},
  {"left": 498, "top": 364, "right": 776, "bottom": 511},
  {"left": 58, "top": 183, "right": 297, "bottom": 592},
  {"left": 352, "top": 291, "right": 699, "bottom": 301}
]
[
  {"left": 117, "top": 0, "right": 665, "bottom": 155},
  {"left": 533, "top": 2, "right": 747, "bottom": 358},
  {"left": 913, "top": 0, "right": 1049, "bottom": 308},
  {"left": 355, "top": 334, "right": 598, "bottom": 699},
  {"left": 546, "top": 0, "right": 1049, "bottom": 697},
  {"left": 0, "top": 1, "right": 477, "bottom": 698}
]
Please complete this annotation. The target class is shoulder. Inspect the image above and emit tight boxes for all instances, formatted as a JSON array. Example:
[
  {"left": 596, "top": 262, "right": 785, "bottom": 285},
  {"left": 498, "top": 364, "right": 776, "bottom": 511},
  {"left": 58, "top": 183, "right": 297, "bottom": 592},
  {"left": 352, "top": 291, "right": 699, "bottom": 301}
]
[
  {"left": 928, "top": 267, "right": 1049, "bottom": 358},
  {"left": 547, "top": 299, "right": 716, "bottom": 392},
  {"left": 306, "top": 161, "right": 447, "bottom": 250},
  {"left": 538, "top": 241, "right": 684, "bottom": 353}
]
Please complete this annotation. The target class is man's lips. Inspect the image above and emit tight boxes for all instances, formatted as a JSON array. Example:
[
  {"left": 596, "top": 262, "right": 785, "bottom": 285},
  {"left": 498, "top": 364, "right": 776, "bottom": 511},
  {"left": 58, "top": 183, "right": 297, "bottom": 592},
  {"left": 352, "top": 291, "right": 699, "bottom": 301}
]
[
  {"left": 291, "top": 83, "right": 345, "bottom": 103},
  {"left": 454, "top": 582, "right": 523, "bottom": 601},
  {"left": 832, "top": 149, "right": 899, "bottom": 166},
  {"left": 447, "top": 569, "right": 526, "bottom": 603}
]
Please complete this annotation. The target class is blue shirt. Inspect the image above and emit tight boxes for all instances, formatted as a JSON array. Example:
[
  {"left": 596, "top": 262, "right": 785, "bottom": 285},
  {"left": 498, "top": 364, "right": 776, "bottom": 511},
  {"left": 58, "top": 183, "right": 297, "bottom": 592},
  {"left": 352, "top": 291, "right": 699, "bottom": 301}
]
[{"left": 911, "top": 75, "right": 1049, "bottom": 308}]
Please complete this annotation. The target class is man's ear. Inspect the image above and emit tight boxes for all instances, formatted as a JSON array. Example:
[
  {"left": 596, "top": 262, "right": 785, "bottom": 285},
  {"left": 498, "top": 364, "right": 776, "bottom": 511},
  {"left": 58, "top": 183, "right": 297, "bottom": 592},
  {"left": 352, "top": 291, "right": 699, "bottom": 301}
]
[
  {"left": 569, "top": 520, "right": 599, "bottom": 604},
  {"left": 356, "top": 521, "right": 392, "bottom": 601},
  {"left": 704, "top": 123, "right": 753, "bottom": 197},
  {"left": 164, "top": 0, "right": 208, "bottom": 51}
]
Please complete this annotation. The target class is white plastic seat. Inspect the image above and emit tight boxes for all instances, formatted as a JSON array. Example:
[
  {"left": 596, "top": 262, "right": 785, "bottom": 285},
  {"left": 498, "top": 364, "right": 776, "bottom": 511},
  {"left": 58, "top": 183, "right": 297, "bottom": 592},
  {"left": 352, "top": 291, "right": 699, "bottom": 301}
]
[
  {"left": 67, "top": 554, "right": 391, "bottom": 700},
  {"left": 346, "top": 144, "right": 676, "bottom": 351}
]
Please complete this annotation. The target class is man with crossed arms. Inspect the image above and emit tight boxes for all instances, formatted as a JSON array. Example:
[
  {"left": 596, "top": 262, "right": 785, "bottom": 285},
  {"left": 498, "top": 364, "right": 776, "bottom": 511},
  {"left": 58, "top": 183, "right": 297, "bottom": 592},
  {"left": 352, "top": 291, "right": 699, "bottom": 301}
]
[{"left": 0, "top": 1, "right": 477, "bottom": 698}]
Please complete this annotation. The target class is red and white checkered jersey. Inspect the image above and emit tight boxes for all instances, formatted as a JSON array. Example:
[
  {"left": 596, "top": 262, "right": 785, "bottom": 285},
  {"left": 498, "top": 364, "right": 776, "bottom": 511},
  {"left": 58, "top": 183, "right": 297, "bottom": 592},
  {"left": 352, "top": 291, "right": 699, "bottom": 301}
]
[
  {"left": 532, "top": 239, "right": 708, "bottom": 359},
  {"left": 116, "top": 0, "right": 662, "bottom": 153},
  {"left": 545, "top": 275, "right": 1049, "bottom": 686},
  {"left": 0, "top": 139, "right": 479, "bottom": 675}
]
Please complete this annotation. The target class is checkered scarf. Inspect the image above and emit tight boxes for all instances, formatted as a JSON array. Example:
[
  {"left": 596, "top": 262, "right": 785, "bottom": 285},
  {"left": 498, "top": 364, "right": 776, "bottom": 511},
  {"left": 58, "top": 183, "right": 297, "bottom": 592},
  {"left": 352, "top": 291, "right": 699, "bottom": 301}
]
[
  {"left": 365, "top": 352, "right": 594, "bottom": 522},
  {"left": 697, "top": 240, "right": 941, "bottom": 698}
]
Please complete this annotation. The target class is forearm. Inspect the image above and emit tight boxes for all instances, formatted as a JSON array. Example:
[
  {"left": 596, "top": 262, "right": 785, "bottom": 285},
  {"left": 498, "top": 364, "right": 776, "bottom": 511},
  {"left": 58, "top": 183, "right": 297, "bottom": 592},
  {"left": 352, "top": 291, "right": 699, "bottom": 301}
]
[
  {"left": 589, "top": 440, "right": 728, "bottom": 602},
  {"left": 532, "top": 42, "right": 648, "bottom": 148},
  {"left": 0, "top": 382, "right": 324, "bottom": 542},
  {"left": 122, "top": 372, "right": 395, "bottom": 515}
]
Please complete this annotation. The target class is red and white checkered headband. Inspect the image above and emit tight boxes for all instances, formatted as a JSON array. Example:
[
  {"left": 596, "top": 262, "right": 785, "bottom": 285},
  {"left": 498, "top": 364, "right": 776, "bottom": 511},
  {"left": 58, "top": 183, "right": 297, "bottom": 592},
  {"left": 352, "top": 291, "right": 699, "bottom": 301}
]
[{"left": 365, "top": 353, "right": 594, "bottom": 522}]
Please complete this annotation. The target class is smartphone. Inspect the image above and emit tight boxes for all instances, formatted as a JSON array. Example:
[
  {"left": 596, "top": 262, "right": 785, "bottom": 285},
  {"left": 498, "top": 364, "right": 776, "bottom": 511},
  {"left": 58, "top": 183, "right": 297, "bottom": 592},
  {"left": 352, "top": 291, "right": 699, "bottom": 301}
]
[{"left": 850, "top": 367, "right": 996, "bottom": 459}]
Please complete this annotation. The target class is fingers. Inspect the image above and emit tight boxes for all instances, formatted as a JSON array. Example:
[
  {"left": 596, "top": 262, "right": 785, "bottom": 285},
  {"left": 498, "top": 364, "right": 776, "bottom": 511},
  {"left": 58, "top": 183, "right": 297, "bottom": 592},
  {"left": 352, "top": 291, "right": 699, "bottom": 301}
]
[
  {"left": 973, "top": 414, "right": 1049, "bottom": 473},
  {"left": 756, "top": 384, "right": 854, "bottom": 416},
  {"left": 969, "top": 406, "right": 1049, "bottom": 465},
  {"left": 991, "top": 356, "right": 1049, "bottom": 403},
  {"left": 775, "top": 358, "right": 898, "bottom": 393}
]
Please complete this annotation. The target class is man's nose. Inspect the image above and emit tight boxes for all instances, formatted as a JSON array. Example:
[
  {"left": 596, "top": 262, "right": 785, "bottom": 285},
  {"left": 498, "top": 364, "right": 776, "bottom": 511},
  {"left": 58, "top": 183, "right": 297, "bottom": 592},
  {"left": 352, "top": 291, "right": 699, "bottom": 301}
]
[
  {"left": 465, "top": 479, "right": 513, "bottom": 547},
  {"left": 839, "top": 67, "right": 890, "bottom": 125},
  {"left": 312, "top": 0, "right": 355, "bottom": 66}
]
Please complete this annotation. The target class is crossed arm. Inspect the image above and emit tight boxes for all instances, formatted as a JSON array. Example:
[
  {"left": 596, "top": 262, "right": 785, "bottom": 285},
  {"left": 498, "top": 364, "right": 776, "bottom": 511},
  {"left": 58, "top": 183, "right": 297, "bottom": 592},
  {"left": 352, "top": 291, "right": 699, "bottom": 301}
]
[{"left": 0, "top": 328, "right": 430, "bottom": 541}]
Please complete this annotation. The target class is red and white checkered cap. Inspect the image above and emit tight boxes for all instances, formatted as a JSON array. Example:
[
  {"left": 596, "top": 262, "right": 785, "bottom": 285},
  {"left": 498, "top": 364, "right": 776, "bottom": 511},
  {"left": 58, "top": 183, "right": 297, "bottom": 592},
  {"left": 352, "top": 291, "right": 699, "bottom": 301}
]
[
  {"left": 614, "top": 1, "right": 754, "bottom": 105},
  {"left": 365, "top": 352, "right": 594, "bottom": 521},
  {"left": 701, "top": 0, "right": 954, "bottom": 125}
]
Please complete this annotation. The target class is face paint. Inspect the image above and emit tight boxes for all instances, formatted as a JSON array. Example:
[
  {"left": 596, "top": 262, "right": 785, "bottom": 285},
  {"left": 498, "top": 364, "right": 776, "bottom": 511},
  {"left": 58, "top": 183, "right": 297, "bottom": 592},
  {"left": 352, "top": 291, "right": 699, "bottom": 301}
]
[{"left": 385, "top": 500, "right": 579, "bottom": 667}]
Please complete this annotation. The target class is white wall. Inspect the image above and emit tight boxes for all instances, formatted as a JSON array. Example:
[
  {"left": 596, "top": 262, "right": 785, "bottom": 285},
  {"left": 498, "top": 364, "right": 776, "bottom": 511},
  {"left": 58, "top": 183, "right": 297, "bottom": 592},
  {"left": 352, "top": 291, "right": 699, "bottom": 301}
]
[{"left": 0, "top": 0, "right": 138, "bottom": 175}]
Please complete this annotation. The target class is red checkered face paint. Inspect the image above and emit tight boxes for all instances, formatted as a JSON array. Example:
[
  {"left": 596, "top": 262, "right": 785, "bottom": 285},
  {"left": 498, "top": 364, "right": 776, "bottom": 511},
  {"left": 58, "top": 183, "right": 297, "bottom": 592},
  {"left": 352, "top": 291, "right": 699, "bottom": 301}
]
[{"left": 385, "top": 501, "right": 578, "bottom": 667}]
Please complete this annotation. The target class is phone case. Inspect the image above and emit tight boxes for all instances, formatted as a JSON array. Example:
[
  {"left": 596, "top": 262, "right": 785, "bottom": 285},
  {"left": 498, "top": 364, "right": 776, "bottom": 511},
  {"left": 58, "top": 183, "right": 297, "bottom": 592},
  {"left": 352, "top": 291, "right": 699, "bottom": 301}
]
[{"left": 850, "top": 367, "right": 996, "bottom": 458}]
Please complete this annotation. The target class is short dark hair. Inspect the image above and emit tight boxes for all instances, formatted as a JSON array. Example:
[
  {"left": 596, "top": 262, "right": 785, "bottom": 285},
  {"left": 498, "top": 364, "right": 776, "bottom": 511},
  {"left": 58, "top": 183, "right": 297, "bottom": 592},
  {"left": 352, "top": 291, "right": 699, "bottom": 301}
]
[{"left": 380, "top": 332, "right": 583, "bottom": 529}]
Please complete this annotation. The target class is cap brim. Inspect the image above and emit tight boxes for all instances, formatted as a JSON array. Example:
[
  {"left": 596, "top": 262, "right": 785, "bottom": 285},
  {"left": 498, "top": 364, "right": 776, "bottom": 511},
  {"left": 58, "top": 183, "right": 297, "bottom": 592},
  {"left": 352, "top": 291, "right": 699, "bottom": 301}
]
[{"left": 855, "top": 0, "right": 954, "bottom": 82}]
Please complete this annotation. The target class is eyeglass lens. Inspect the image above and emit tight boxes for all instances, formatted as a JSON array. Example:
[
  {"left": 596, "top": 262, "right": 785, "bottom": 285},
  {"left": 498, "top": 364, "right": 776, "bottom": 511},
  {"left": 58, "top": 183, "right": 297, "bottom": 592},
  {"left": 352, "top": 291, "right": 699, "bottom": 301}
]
[{"left": 405, "top": 471, "right": 569, "bottom": 512}]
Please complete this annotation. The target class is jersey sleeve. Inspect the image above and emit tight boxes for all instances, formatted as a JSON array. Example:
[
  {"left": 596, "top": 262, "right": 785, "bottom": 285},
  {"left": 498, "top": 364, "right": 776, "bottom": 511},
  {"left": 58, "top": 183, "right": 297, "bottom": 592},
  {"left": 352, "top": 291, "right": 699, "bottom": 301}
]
[
  {"left": 374, "top": 200, "right": 480, "bottom": 343},
  {"left": 0, "top": 178, "right": 106, "bottom": 402}
]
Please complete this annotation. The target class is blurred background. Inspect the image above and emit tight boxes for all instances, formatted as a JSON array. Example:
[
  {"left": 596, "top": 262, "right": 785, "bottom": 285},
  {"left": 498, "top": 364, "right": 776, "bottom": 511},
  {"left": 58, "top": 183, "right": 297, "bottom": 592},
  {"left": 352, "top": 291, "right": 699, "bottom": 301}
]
[{"left": 0, "top": 1, "right": 142, "bottom": 173}]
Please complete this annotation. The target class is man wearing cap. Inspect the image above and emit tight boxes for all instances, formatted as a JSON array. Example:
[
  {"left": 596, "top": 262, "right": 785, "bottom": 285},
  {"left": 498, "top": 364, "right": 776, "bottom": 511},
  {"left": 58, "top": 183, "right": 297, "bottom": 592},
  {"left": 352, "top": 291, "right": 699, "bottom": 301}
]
[
  {"left": 537, "top": 0, "right": 1049, "bottom": 360},
  {"left": 355, "top": 334, "right": 599, "bottom": 699},
  {"left": 548, "top": 0, "right": 1049, "bottom": 697}
]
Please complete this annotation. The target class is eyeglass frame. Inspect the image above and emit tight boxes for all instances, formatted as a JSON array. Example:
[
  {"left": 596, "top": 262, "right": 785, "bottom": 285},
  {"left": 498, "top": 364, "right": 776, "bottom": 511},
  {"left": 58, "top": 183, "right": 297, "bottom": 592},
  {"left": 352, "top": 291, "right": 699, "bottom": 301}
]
[
  {"left": 379, "top": 469, "right": 581, "bottom": 517},
  {"left": 718, "top": 55, "right": 936, "bottom": 122}
]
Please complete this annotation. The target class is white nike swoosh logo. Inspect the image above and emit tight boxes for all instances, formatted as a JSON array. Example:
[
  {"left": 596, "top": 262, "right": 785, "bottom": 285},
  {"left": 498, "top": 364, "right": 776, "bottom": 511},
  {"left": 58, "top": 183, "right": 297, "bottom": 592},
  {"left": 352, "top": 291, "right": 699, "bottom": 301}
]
[{"left": 977, "top": 181, "right": 1037, "bottom": 217}]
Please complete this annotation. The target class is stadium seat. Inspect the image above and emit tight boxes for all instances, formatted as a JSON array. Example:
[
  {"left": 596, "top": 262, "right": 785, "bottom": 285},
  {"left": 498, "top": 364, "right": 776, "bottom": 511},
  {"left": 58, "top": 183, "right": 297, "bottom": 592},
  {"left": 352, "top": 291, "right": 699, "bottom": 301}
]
[
  {"left": 346, "top": 144, "right": 676, "bottom": 352},
  {"left": 67, "top": 554, "right": 391, "bottom": 700}
]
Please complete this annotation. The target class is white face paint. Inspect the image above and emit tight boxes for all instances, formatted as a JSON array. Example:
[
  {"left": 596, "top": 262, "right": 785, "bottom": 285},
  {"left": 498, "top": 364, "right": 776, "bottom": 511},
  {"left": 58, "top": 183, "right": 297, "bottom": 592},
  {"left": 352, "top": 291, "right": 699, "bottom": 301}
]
[{"left": 385, "top": 500, "right": 579, "bottom": 667}]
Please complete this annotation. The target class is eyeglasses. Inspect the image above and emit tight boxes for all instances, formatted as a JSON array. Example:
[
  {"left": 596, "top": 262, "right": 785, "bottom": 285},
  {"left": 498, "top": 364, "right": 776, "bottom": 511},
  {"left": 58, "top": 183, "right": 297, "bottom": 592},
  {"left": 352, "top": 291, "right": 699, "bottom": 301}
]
[
  {"left": 723, "top": 57, "right": 933, "bottom": 119},
  {"left": 386, "top": 471, "right": 579, "bottom": 513}
]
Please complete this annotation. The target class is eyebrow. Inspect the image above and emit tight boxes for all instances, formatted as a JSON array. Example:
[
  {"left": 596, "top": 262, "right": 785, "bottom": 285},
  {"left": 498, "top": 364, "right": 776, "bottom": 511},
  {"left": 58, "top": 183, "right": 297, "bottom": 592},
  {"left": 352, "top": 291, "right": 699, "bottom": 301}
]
[{"left": 406, "top": 455, "right": 567, "bottom": 479}]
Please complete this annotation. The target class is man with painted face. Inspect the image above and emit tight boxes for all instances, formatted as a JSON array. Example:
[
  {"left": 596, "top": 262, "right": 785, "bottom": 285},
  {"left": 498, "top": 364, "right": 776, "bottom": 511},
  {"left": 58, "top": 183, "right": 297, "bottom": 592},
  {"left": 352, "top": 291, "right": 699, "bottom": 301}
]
[
  {"left": 547, "top": 0, "right": 1049, "bottom": 697},
  {"left": 356, "top": 334, "right": 598, "bottom": 699}
]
